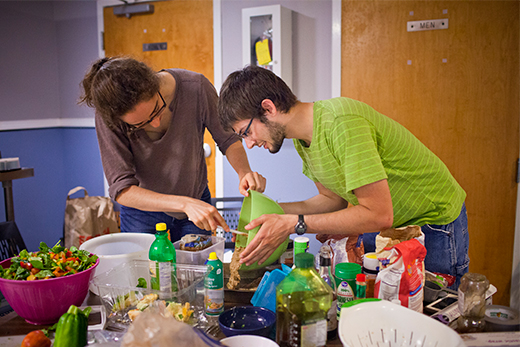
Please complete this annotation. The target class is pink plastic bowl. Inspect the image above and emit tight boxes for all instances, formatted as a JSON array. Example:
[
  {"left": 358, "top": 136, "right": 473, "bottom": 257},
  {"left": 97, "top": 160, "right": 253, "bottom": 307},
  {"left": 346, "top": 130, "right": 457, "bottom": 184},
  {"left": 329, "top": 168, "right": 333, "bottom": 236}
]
[{"left": 0, "top": 257, "right": 99, "bottom": 325}]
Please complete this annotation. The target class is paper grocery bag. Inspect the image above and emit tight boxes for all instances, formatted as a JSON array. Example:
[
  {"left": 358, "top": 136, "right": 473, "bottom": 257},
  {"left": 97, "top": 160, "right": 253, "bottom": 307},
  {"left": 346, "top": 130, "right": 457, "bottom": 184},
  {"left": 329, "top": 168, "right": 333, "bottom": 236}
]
[{"left": 64, "top": 186, "right": 120, "bottom": 248}]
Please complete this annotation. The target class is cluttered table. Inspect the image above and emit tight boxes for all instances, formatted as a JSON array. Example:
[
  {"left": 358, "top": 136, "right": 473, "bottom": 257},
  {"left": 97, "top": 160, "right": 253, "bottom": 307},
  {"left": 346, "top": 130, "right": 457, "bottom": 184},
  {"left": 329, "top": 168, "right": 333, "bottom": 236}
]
[{"left": 0, "top": 291, "right": 345, "bottom": 346}]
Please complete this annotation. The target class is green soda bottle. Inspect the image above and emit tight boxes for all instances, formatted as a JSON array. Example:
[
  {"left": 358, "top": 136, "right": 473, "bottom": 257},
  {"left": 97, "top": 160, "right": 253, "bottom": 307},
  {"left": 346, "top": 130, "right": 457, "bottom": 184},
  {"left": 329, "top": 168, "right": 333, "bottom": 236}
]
[
  {"left": 204, "top": 252, "right": 224, "bottom": 316},
  {"left": 276, "top": 252, "right": 333, "bottom": 347},
  {"left": 149, "top": 223, "right": 177, "bottom": 292}
]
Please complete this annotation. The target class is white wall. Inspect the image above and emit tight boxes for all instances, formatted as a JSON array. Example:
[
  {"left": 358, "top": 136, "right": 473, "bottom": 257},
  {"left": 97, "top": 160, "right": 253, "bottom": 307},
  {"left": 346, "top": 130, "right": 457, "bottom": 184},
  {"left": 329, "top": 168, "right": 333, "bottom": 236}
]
[{"left": 220, "top": 0, "right": 334, "bottom": 255}]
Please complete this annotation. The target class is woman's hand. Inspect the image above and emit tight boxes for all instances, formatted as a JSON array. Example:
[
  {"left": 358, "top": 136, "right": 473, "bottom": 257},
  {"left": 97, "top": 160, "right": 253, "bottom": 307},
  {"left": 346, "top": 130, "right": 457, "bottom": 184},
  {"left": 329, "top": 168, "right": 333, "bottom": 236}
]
[{"left": 183, "top": 198, "right": 229, "bottom": 231}]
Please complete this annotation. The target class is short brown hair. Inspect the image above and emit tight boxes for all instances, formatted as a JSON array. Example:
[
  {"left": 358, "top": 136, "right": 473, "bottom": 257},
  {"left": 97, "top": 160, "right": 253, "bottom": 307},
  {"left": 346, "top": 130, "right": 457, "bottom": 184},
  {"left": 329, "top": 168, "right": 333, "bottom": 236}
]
[
  {"left": 218, "top": 65, "right": 298, "bottom": 131},
  {"left": 78, "top": 56, "right": 160, "bottom": 129}
]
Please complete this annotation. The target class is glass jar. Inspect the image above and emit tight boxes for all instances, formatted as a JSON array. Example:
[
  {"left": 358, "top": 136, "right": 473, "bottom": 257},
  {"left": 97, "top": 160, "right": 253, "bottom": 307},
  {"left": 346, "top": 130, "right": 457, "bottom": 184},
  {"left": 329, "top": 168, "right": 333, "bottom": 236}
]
[{"left": 457, "top": 273, "right": 489, "bottom": 333}]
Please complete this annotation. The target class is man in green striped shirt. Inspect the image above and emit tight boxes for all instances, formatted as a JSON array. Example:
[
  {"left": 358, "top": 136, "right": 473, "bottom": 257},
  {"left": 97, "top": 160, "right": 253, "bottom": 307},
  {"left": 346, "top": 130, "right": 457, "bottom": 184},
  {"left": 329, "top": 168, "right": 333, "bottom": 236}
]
[{"left": 219, "top": 65, "right": 469, "bottom": 288}]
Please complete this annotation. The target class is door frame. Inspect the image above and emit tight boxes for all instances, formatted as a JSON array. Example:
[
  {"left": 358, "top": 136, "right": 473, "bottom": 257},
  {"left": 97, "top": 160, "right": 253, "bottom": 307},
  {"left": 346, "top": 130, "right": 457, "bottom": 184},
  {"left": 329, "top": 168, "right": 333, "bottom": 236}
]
[
  {"left": 96, "top": 0, "right": 224, "bottom": 199},
  {"left": 332, "top": 0, "right": 519, "bottom": 309}
]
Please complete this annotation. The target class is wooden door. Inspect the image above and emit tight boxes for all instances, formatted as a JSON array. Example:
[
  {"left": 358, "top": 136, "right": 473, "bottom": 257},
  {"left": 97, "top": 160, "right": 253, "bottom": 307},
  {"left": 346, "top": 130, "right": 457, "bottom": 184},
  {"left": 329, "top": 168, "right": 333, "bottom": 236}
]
[
  {"left": 103, "top": 0, "right": 216, "bottom": 196},
  {"left": 342, "top": 1, "right": 519, "bottom": 305}
]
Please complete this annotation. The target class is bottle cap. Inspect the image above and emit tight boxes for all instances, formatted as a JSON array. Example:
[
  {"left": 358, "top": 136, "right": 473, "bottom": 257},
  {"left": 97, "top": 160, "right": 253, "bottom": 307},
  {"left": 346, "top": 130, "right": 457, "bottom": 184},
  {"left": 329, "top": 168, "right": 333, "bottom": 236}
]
[
  {"left": 208, "top": 252, "right": 218, "bottom": 261},
  {"left": 156, "top": 222, "right": 167, "bottom": 232},
  {"left": 335, "top": 262, "right": 361, "bottom": 279},
  {"left": 363, "top": 252, "right": 380, "bottom": 272},
  {"left": 356, "top": 273, "right": 366, "bottom": 282},
  {"left": 295, "top": 252, "right": 314, "bottom": 268}
]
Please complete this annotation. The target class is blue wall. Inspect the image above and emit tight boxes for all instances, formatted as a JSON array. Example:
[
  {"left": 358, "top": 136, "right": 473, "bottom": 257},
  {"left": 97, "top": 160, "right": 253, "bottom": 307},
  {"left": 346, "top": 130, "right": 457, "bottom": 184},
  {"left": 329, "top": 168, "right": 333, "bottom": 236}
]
[{"left": 0, "top": 127, "right": 104, "bottom": 251}]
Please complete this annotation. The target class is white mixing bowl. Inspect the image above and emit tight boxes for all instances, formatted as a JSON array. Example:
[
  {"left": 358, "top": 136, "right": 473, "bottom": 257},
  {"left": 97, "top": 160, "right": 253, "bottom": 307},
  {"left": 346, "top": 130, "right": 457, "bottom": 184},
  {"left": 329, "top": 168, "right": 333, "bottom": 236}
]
[{"left": 79, "top": 232, "right": 155, "bottom": 294}]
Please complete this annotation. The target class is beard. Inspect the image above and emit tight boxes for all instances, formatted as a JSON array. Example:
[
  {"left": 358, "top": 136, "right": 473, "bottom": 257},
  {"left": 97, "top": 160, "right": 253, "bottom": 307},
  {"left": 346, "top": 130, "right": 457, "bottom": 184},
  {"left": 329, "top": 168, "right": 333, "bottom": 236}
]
[{"left": 265, "top": 120, "right": 286, "bottom": 154}]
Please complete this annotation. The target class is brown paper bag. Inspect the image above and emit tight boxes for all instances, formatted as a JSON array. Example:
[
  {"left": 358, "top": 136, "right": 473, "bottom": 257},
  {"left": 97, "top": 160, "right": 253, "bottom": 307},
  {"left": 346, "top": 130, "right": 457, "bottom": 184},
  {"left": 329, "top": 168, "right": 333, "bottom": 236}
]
[{"left": 64, "top": 186, "right": 120, "bottom": 248}]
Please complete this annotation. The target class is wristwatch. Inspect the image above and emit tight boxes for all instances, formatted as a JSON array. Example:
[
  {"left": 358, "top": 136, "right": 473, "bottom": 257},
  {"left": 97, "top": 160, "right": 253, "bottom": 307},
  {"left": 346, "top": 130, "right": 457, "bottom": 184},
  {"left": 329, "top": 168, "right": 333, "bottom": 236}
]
[{"left": 294, "top": 214, "right": 307, "bottom": 235}]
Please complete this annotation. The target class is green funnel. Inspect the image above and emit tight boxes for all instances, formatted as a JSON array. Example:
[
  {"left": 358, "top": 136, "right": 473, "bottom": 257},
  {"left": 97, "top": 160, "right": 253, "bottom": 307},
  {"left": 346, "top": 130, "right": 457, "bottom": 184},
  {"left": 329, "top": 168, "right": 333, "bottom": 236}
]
[{"left": 236, "top": 190, "right": 289, "bottom": 271}]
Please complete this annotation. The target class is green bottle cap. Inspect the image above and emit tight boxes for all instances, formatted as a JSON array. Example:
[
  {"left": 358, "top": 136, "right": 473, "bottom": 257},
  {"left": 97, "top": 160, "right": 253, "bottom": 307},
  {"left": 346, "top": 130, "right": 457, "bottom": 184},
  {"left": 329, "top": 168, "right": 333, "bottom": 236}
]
[
  {"left": 156, "top": 222, "right": 167, "bottom": 232},
  {"left": 294, "top": 252, "right": 314, "bottom": 268},
  {"left": 335, "top": 262, "right": 361, "bottom": 279}
]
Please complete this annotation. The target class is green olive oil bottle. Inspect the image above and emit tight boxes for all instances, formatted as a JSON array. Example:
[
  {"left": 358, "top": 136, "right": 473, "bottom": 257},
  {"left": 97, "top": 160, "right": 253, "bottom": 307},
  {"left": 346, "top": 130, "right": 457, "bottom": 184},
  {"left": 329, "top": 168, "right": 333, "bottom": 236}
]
[
  {"left": 149, "top": 223, "right": 177, "bottom": 293},
  {"left": 276, "top": 252, "right": 333, "bottom": 347}
]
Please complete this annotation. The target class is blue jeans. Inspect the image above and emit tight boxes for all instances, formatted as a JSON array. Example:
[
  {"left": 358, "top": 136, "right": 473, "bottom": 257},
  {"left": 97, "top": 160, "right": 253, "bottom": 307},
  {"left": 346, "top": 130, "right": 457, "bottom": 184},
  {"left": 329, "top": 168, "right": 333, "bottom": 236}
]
[
  {"left": 363, "top": 203, "right": 469, "bottom": 290},
  {"left": 120, "top": 186, "right": 212, "bottom": 242}
]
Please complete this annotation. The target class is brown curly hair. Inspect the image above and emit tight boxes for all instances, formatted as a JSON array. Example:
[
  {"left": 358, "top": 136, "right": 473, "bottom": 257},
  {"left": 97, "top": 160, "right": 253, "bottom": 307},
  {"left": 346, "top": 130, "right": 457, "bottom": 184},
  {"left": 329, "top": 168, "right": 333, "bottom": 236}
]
[{"left": 78, "top": 56, "right": 160, "bottom": 129}]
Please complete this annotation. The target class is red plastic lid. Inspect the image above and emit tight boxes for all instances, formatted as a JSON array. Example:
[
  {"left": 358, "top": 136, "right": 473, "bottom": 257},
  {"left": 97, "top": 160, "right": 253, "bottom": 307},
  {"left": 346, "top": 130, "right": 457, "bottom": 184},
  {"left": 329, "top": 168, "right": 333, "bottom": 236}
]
[{"left": 356, "top": 273, "right": 366, "bottom": 282}]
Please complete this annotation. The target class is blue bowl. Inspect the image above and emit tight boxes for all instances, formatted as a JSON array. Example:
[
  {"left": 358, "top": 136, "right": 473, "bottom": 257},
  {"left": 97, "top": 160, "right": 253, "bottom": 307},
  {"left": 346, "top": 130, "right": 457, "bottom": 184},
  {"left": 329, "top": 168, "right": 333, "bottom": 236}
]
[{"left": 218, "top": 306, "right": 276, "bottom": 338}]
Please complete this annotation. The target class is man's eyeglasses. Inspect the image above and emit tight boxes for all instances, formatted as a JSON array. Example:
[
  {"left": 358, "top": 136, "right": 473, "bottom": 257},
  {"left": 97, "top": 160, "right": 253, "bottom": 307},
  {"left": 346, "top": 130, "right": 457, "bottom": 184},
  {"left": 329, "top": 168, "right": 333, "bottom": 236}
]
[
  {"left": 235, "top": 117, "right": 254, "bottom": 139},
  {"left": 127, "top": 92, "right": 166, "bottom": 134}
]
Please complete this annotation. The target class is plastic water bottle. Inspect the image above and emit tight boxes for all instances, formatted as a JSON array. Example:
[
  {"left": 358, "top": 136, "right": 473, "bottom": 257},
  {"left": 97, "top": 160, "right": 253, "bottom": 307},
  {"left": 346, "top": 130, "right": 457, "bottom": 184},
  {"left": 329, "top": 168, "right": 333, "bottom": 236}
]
[
  {"left": 149, "top": 222, "right": 177, "bottom": 293},
  {"left": 204, "top": 252, "right": 224, "bottom": 317}
]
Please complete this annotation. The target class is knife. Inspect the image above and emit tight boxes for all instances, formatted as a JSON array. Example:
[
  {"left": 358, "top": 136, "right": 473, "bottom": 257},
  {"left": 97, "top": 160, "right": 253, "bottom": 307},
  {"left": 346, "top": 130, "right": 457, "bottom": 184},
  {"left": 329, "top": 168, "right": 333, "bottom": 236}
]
[{"left": 216, "top": 226, "right": 248, "bottom": 236}]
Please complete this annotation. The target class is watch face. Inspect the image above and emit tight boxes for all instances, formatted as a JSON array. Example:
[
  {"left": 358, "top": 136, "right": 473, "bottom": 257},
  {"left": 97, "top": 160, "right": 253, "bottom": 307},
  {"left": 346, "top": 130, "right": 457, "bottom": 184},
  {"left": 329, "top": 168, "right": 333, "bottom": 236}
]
[{"left": 295, "top": 222, "right": 306, "bottom": 235}]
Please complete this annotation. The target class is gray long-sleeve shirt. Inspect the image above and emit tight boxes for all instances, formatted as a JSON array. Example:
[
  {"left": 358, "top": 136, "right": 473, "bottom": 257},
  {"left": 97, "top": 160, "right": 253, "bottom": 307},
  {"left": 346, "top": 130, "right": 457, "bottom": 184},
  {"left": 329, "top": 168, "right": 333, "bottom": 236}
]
[{"left": 95, "top": 69, "right": 239, "bottom": 216}]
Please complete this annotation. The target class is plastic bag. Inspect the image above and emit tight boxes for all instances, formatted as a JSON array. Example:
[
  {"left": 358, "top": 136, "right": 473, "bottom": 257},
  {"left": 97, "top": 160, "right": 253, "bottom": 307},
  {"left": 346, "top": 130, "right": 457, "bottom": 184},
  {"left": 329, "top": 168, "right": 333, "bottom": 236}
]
[
  {"left": 121, "top": 309, "right": 224, "bottom": 347},
  {"left": 317, "top": 234, "right": 364, "bottom": 274},
  {"left": 374, "top": 238, "right": 427, "bottom": 312}
]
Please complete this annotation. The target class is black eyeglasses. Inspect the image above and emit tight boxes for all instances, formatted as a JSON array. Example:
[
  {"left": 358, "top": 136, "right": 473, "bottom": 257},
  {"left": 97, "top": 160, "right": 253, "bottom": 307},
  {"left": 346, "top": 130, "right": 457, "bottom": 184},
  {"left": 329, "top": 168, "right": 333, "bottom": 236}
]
[
  {"left": 235, "top": 117, "right": 254, "bottom": 139},
  {"left": 127, "top": 92, "right": 166, "bottom": 134}
]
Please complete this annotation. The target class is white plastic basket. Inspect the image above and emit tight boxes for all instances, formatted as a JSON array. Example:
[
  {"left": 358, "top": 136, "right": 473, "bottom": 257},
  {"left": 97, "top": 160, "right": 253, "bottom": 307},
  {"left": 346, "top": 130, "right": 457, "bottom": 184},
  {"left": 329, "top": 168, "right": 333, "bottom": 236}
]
[{"left": 339, "top": 300, "right": 465, "bottom": 347}]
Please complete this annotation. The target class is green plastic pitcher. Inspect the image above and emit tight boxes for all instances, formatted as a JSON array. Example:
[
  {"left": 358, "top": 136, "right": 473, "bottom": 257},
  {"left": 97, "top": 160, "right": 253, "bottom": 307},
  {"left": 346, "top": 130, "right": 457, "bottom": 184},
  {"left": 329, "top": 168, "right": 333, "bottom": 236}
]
[{"left": 236, "top": 190, "right": 289, "bottom": 271}]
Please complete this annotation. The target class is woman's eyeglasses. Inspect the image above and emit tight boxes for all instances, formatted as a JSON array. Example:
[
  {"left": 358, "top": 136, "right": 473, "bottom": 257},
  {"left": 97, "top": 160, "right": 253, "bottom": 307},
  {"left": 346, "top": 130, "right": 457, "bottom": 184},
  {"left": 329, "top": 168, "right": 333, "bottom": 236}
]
[{"left": 127, "top": 92, "right": 166, "bottom": 134}]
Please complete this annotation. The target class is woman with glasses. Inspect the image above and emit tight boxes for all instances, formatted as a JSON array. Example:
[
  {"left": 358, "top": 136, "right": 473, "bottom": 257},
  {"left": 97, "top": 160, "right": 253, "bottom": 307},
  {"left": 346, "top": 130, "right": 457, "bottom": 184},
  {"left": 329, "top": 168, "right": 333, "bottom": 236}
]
[{"left": 79, "top": 56, "right": 265, "bottom": 240}]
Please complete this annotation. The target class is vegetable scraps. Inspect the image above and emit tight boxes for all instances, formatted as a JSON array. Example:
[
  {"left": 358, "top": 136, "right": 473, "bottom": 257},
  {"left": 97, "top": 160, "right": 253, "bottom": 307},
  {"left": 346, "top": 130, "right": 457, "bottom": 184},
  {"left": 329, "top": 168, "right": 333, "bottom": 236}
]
[{"left": 0, "top": 241, "right": 98, "bottom": 281}]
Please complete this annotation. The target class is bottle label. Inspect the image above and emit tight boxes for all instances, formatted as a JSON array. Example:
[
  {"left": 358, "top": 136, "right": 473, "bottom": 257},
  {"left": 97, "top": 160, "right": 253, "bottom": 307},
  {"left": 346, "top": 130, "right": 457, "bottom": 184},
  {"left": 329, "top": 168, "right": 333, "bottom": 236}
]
[
  {"left": 336, "top": 280, "right": 355, "bottom": 319},
  {"left": 204, "top": 288, "right": 224, "bottom": 315},
  {"left": 205, "top": 266, "right": 223, "bottom": 289},
  {"left": 301, "top": 319, "right": 327, "bottom": 347},
  {"left": 149, "top": 260, "right": 173, "bottom": 292}
]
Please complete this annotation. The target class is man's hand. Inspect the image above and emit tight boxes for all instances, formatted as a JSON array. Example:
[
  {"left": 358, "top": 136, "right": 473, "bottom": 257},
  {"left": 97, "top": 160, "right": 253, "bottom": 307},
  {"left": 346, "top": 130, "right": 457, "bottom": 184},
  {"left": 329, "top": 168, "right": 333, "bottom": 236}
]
[
  {"left": 239, "top": 214, "right": 294, "bottom": 266},
  {"left": 238, "top": 171, "right": 266, "bottom": 196},
  {"left": 183, "top": 198, "right": 229, "bottom": 231}
]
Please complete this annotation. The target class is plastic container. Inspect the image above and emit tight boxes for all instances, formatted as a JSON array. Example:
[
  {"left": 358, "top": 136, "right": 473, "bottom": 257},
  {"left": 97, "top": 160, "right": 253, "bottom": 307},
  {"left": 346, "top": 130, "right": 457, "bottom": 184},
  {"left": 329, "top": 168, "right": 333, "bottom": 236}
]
[
  {"left": 79, "top": 232, "right": 155, "bottom": 294},
  {"left": 338, "top": 299, "right": 465, "bottom": 347},
  {"left": 362, "top": 252, "right": 379, "bottom": 298},
  {"left": 0, "top": 257, "right": 99, "bottom": 325},
  {"left": 457, "top": 272, "right": 490, "bottom": 333},
  {"left": 90, "top": 259, "right": 207, "bottom": 326},
  {"left": 173, "top": 236, "right": 225, "bottom": 265},
  {"left": 251, "top": 264, "right": 292, "bottom": 312},
  {"left": 149, "top": 223, "right": 176, "bottom": 292},
  {"left": 276, "top": 252, "right": 333, "bottom": 347},
  {"left": 335, "top": 262, "right": 361, "bottom": 320},
  {"left": 204, "top": 252, "right": 224, "bottom": 316},
  {"left": 294, "top": 236, "right": 309, "bottom": 256}
]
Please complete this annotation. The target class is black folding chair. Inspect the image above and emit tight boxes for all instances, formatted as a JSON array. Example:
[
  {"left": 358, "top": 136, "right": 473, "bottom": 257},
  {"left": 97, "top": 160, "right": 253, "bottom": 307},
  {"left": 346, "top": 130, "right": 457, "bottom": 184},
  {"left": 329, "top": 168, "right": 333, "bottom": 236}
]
[
  {"left": 0, "top": 221, "right": 27, "bottom": 316},
  {"left": 0, "top": 221, "right": 27, "bottom": 261},
  {"left": 211, "top": 197, "right": 243, "bottom": 249}
]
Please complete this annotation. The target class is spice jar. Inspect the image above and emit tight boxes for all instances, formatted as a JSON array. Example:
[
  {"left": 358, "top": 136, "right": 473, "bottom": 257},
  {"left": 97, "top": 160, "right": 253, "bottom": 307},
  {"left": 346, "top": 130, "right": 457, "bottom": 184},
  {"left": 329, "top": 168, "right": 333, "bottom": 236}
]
[{"left": 457, "top": 273, "right": 489, "bottom": 333}]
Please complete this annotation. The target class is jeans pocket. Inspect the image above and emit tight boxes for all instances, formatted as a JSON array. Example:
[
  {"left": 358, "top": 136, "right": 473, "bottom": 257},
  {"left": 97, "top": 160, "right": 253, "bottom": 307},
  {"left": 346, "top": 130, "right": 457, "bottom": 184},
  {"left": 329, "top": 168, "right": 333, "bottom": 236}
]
[{"left": 421, "top": 224, "right": 455, "bottom": 276}]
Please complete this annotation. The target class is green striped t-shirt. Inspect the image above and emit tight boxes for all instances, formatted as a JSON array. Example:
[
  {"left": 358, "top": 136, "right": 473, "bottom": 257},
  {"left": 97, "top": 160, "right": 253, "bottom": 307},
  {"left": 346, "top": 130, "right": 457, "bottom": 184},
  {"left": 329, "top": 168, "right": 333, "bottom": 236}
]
[{"left": 293, "top": 97, "right": 466, "bottom": 227}]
